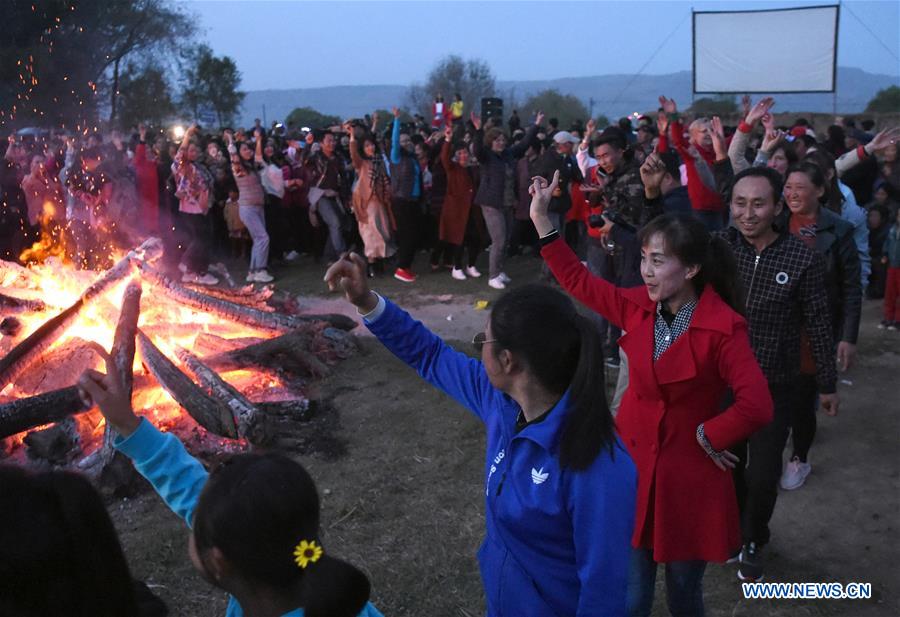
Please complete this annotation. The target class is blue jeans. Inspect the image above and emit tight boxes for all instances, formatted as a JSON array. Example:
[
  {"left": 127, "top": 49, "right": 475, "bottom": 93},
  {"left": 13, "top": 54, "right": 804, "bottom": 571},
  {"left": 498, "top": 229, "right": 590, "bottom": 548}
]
[{"left": 627, "top": 548, "right": 706, "bottom": 617}]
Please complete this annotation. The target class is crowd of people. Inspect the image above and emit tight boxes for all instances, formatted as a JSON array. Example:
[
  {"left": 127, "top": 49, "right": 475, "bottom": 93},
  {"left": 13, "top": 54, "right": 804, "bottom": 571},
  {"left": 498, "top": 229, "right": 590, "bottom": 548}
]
[{"left": 1, "top": 91, "right": 900, "bottom": 616}]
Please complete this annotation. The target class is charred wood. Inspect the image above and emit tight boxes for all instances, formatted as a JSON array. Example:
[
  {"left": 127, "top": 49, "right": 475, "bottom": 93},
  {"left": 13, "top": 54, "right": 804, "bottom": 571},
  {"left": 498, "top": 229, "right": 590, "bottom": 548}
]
[
  {"left": 137, "top": 331, "right": 237, "bottom": 439},
  {"left": 175, "top": 347, "right": 268, "bottom": 445}
]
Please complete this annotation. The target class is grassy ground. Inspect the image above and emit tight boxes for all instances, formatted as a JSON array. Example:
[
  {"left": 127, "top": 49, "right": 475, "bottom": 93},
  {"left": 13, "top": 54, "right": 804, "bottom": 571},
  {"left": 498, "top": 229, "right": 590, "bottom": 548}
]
[{"left": 111, "top": 250, "right": 900, "bottom": 616}]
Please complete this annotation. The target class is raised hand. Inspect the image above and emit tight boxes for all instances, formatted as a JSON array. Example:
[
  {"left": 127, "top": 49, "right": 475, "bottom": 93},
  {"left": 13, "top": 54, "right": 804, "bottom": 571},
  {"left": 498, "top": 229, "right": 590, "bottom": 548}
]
[
  {"left": 761, "top": 112, "right": 776, "bottom": 134},
  {"left": 77, "top": 357, "right": 140, "bottom": 437},
  {"left": 470, "top": 110, "right": 482, "bottom": 131},
  {"left": 745, "top": 97, "right": 775, "bottom": 126},
  {"left": 761, "top": 128, "right": 785, "bottom": 154},
  {"left": 585, "top": 118, "right": 596, "bottom": 137},
  {"left": 710, "top": 116, "right": 727, "bottom": 158},
  {"left": 741, "top": 94, "right": 752, "bottom": 119},
  {"left": 534, "top": 110, "right": 545, "bottom": 126},
  {"left": 528, "top": 169, "right": 560, "bottom": 236},
  {"left": 323, "top": 252, "right": 377, "bottom": 311},
  {"left": 443, "top": 124, "right": 453, "bottom": 141},
  {"left": 640, "top": 151, "right": 667, "bottom": 193},
  {"left": 657, "top": 111, "right": 669, "bottom": 136},
  {"left": 392, "top": 106, "right": 401, "bottom": 119},
  {"left": 867, "top": 126, "right": 900, "bottom": 153},
  {"left": 658, "top": 96, "right": 677, "bottom": 115}
]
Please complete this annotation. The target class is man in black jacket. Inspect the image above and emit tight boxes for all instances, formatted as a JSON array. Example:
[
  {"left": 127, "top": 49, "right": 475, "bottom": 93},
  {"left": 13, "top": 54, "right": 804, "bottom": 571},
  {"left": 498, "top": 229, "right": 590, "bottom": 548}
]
[{"left": 722, "top": 167, "right": 838, "bottom": 583}]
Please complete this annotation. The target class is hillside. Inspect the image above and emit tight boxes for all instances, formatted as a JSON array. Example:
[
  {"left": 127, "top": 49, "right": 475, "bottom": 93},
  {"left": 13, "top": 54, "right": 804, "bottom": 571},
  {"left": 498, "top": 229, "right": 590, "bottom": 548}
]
[{"left": 239, "top": 67, "right": 898, "bottom": 127}]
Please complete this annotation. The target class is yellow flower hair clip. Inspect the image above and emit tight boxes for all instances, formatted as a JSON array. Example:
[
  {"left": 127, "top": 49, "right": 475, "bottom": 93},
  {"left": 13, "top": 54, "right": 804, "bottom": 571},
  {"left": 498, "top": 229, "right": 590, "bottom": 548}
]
[{"left": 293, "top": 539, "right": 323, "bottom": 569}]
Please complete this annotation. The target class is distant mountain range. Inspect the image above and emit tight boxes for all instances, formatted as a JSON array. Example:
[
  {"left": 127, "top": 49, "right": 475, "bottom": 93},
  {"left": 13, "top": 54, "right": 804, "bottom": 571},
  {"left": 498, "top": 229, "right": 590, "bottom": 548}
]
[{"left": 239, "top": 67, "right": 898, "bottom": 127}]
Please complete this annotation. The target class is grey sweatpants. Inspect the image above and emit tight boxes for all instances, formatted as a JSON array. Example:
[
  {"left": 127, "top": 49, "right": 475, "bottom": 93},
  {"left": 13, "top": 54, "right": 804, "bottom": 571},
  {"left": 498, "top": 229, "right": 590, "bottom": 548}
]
[{"left": 481, "top": 205, "right": 507, "bottom": 279}]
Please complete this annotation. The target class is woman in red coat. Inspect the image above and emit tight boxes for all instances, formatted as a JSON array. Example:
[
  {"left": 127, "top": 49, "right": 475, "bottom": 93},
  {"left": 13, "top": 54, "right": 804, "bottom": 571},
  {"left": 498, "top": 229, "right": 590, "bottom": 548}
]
[{"left": 530, "top": 171, "right": 772, "bottom": 616}]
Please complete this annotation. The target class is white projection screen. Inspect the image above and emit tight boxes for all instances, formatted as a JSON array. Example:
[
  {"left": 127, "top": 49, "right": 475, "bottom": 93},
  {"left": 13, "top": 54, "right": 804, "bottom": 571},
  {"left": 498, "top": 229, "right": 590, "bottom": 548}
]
[{"left": 693, "top": 5, "right": 839, "bottom": 93}]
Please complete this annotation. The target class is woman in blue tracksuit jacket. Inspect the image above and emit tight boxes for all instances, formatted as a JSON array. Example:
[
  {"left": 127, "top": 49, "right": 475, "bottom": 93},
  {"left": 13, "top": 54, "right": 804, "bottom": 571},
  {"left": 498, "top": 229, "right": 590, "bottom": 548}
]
[
  {"left": 78, "top": 367, "right": 383, "bottom": 617},
  {"left": 325, "top": 253, "right": 638, "bottom": 617}
]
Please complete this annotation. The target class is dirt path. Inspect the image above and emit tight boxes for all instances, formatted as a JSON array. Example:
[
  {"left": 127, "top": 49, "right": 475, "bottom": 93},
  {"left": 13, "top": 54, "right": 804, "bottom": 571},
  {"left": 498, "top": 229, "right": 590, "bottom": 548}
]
[{"left": 110, "top": 254, "right": 900, "bottom": 616}]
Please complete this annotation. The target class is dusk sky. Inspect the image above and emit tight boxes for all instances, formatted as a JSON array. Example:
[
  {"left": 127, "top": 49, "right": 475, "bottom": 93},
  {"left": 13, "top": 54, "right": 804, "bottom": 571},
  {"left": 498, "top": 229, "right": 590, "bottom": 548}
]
[{"left": 182, "top": 0, "right": 899, "bottom": 91}]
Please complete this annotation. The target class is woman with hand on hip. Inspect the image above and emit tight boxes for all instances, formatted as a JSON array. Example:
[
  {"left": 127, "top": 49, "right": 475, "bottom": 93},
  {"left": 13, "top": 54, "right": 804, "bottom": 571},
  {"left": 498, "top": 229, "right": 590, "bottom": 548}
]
[{"left": 532, "top": 171, "right": 773, "bottom": 616}]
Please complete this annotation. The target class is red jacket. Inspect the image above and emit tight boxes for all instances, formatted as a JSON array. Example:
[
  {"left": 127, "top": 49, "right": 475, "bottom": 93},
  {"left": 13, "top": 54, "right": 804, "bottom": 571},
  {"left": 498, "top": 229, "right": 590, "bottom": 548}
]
[
  {"left": 542, "top": 237, "right": 772, "bottom": 562},
  {"left": 133, "top": 143, "right": 159, "bottom": 233},
  {"left": 668, "top": 120, "right": 724, "bottom": 213}
]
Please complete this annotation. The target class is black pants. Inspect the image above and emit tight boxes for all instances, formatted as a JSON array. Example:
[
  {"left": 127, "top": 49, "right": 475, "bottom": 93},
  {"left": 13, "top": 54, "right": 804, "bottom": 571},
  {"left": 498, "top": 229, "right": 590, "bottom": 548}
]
[
  {"left": 392, "top": 197, "right": 421, "bottom": 270},
  {"left": 788, "top": 373, "right": 818, "bottom": 462},
  {"left": 508, "top": 218, "right": 537, "bottom": 255},
  {"left": 734, "top": 384, "right": 791, "bottom": 546},
  {"left": 179, "top": 212, "right": 211, "bottom": 274},
  {"left": 265, "top": 196, "right": 289, "bottom": 261}
]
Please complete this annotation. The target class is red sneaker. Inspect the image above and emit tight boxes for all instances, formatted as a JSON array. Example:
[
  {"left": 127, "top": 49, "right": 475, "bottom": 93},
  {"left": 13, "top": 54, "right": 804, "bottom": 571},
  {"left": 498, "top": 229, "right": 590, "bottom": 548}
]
[{"left": 393, "top": 268, "right": 417, "bottom": 283}]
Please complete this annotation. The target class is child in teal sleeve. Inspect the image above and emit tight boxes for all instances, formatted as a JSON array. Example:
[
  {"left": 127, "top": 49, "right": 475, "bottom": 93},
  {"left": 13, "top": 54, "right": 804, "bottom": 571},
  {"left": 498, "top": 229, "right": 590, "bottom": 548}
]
[{"left": 78, "top": 364, "right": 383, "bottom": 617}]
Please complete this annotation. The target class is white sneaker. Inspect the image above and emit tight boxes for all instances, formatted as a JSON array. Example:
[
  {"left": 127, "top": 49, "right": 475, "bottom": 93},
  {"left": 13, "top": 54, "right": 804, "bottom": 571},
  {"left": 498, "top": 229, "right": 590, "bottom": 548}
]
[
  {"left": 465, "top": 266, "right": 482, "bottom": 278},
  {"left": 451, "top": 268, "right": 467, "bottom": 280},
  {"left": 498, "top": 272, "right": 511, "bottom": 284},
  {"left": 253, "top": 270, "right": 274, "bottom": 283},
  {"left": 284, "top": 250, "right": 300, "bottom": 261},
  {"left": 195, "top": 273, "right": 219, "bottom": 286},
  {"left": 780, "top": 457, "right": 811, "bottom": 490},
  {"left": 182, "top": 272, "right": 200, "bottom": 284},
  {"left": 488, "top": 275, "right": 506, "bottom": 290}
]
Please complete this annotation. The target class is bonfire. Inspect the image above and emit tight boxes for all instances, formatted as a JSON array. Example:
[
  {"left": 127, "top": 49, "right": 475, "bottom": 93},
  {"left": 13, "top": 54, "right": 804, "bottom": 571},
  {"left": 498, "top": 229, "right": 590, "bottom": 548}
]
[{"left": 0, "top": 237, "right": 358, "bottom": 475}]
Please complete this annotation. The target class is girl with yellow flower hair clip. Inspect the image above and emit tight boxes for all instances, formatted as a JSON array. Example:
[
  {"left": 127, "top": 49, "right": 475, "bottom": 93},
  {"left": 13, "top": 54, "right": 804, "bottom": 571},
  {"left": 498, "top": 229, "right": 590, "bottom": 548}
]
[{"left": 78, "top": 358, "right": 384, "bottom": 617}]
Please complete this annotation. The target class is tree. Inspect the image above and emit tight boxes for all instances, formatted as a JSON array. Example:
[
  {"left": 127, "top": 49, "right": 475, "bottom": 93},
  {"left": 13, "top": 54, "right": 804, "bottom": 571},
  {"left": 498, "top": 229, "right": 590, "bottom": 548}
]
[
  {"left": 520, "top": 89, "right": 589, "bottom": 131},
  {"left": 1, "top": 0, "right": 193, "bottom": 130},
  {"left": 866, "top": 86, "right": 900, "bottom": 113},
  {"left": 285, "top": 107, "right": 341, "bottom": 130},
  {"left": 180, "top": 45, "right": 245, "bottom": 128},
  {"left": 688, "top": 95, "right": 737, "bottom": 115},
  {"left": 116, "top": 64, "right": 176, "bottom": 129},
  {"left": 92, "top": 0, "right": 194, "bottom": 123},
  {"left": 407, "top": 55, "right": 496, "bottom": 120}
]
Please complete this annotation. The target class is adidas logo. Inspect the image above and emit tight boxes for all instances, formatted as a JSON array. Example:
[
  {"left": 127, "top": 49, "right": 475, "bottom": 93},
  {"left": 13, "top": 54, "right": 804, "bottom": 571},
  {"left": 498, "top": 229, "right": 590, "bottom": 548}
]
[{"left": 531, "top": 467, "right": 549, "bottom": 485}]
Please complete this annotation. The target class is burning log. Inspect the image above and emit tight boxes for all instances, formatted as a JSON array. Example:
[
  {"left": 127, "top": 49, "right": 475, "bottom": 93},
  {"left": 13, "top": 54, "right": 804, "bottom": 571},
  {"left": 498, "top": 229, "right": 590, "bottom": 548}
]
[
  {"left": 192, "top": 332, "right": 266, "bottom": 357},
  {"left": 135, "top": 263, "right": 357, "bottom": 332},
  {"left": 203, "top": 329, "right": 330, "bottom": 379},
  {"left": 175, "top": 347, "right": 268, "bottom": 445},
  {"left": 14, "top": 338, "right": 106, "bottom": 396},
  {"left": 0, "top": 292, "right": 45, "bottom": 313},
  {"left": 112, "top": 282, "right": 141, "bottom": 394},
  {"left": 0, "top": 280, "right": 143, "bottom": 440},
  {"left": 0, "top": 238, "right": 162, "bottom": 387},
  {"left": 183, "top": 283, "right": 274, "bottom": 310},
  {"left": 137, "top": 331, "right": 238, "bottom": 439},
  {"left": 0, "top": 386, "right": 86, "bottom": 440}
]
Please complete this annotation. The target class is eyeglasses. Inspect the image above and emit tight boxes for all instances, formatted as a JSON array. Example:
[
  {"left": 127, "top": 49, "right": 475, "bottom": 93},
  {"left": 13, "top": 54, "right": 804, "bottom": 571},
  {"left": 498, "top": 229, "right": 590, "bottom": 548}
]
[{"left": 472, "top": 332, "right": 498, "bottom": 351}]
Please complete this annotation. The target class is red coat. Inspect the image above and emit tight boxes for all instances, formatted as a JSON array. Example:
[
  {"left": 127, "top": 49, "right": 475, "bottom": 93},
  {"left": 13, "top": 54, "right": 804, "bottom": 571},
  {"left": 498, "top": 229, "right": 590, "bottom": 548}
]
[
  {"left": 438, "top": 141, "right": 473, "bottom": 245},
  {"left": 133, "top": 143, "right": 159, "bottom": 233},
  {"left": 542, "top": 237, "right": 772, "bottom": 563}
]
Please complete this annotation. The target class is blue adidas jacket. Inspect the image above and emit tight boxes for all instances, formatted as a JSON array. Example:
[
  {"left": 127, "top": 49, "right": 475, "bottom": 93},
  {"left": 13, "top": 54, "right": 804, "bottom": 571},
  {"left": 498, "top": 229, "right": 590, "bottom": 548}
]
[
  {"left": 114, "top": 420, "right": 383, "bottom": 617},
  {"left": 365, "top": 297, "right": 637, "bottom": 616}
]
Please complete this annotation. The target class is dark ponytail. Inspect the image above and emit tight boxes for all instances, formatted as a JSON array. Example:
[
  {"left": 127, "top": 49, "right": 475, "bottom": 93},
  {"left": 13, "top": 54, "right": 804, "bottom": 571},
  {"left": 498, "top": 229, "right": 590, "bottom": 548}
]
[
  {"left": 194, "top": 453, "right": 370, "bottom": 617},
  {"left": 302, "top": 556, "right": 371, "bottom": 617},
  {"left": 490, "top": 285, "right": 616, "bottom": 471},
  {"left": 638, "top": 213, "right": 745, "bottom": 315}
]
